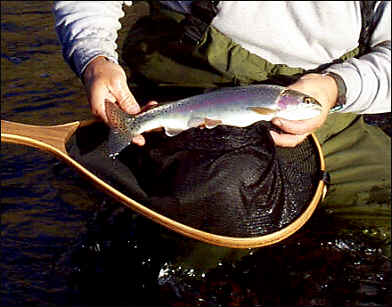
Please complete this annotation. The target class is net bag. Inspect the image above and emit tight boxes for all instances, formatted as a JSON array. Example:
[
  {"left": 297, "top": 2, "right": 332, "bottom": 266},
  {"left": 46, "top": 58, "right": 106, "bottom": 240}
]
[{"left": 66, "top": 120, "right": 325, "bottom": 239}]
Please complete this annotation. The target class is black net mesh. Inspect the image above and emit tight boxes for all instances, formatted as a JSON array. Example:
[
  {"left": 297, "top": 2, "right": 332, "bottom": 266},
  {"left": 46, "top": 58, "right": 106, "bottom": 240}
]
[{"left": 66, "top": 121, "right": 321, "bottom": 237}]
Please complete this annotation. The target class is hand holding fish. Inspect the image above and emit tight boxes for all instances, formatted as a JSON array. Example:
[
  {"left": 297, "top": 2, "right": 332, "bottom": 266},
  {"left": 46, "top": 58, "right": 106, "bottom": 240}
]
[
  {"left": 271, "top": 73, "right": 339, "bottom": 147},
  {"left": 82, "top": 56, "right": 147, "bottom": 145}
]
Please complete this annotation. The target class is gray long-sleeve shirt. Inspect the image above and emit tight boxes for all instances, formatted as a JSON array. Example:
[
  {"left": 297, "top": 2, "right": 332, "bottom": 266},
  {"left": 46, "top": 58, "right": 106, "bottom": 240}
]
[{"left": 53, "top": 1, "right": 391, "bottom": 114}]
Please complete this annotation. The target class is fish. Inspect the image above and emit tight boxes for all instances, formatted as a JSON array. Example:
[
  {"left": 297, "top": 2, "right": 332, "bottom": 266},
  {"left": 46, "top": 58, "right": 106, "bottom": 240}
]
[{"left": 105, "top": 84, "right": 322, "bottom": 157}]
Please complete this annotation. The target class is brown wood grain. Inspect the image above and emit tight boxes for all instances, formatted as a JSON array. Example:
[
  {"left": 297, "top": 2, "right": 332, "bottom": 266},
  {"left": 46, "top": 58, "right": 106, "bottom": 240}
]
[{"left": 1, "top": 120, "right": 80, "bottom": 153}]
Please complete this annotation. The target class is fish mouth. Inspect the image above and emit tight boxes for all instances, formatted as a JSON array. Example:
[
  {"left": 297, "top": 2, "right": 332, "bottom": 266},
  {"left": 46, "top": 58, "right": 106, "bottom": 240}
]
[
  {"left": 307, "top": 97, "right": 322, "bottom": 108},
  {"left": 306, "top": 98, "right": 322, "bottom": 111}
]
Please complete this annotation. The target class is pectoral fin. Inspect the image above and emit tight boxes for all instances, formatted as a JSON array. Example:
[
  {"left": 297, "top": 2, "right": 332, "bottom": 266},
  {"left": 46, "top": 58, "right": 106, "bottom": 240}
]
[
  {"left": 248, "top": 107, "right": 277, "bottom": 115},
  {"left": 204, "top": 118, "right": 222, "bottom": 129}
]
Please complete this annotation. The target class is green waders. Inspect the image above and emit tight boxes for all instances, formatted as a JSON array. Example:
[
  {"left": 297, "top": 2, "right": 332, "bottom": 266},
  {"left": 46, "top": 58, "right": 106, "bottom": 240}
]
[{"left": 120, "top": 4, "right": 391, "bottom": 263}]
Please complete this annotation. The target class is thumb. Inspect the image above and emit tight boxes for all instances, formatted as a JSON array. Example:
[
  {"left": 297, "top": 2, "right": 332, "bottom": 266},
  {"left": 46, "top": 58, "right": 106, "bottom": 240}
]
[
  {"left": 89, "top": 80, "right": 113, "bottom": 123},
  {"left": 272, "top": 117, "right": 312, "bottom": 135}
]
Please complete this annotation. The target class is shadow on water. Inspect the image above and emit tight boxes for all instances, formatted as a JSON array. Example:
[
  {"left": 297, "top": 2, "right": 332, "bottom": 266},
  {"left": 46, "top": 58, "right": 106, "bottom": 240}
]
[{"left": 1, "top": 1, "right": 391, "bottom": 306}]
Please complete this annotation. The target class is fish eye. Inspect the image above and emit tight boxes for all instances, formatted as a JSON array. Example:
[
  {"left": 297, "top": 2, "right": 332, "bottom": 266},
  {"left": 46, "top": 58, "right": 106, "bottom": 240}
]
[{"left": 303, "top": 97, "right": 314, "bottom": 104}]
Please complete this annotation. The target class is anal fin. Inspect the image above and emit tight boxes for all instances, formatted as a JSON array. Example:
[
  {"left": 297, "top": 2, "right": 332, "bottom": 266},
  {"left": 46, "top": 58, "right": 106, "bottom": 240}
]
[
  {"left": 204, "top": 118, "right": 222, "bottom": 129},
  {"left": 187, "top": 117, "right": 205, "bottom": 128},
  {"left": 164, "top": 127, "right": 185, "bottom": 137}
]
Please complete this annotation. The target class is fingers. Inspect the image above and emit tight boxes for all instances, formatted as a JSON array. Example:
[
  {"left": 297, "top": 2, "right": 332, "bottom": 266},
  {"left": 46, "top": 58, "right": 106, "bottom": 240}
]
[
  {"left": 269, "top": 130, "right": 309, "bottom": 147},
  {"left": 273, "top": 118, "right": 306, "bottom": 135},
  {"left": 272, "top": 117, "right": 322, "bottom": 135},
  {"left": 140, "top": 100, "right": 158, "bottom": 112},
  {"left": 132, "top": 135, "right": 146, "bottom": 146},
  {"left": 271, "top": 117, "right": 319, "bottom": 147},
  {"left": 113, "top": 76, "right": 140, "bottom": 114}
]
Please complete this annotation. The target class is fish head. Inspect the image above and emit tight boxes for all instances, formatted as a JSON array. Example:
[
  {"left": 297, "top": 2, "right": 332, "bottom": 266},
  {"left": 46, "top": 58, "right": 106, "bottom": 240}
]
[{"left": 276, "top": 89, "right": 322, "bottom": 120}]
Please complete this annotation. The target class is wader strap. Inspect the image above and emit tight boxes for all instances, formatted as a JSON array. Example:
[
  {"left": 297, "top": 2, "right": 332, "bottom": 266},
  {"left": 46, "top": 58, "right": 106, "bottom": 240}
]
[
  {"left": 180, "top": 0, "right": 219, "bottom": 46},
  {"left": 314, "top": 1, "right": 387, "bottom": 73},
  {"left": 359, "top": 1, "right": 387, "bottom": 56}
]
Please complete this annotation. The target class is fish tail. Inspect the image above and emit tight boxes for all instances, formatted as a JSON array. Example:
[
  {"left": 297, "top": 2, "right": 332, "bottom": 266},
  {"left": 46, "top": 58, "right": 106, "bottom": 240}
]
[{"left": 105, "top": 100, "right": 137, "bottom": 158}]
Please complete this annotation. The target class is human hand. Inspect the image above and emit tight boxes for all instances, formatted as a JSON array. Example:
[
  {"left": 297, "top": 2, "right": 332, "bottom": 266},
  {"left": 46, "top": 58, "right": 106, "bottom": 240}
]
[
  {"left": 82, "top": 56, "right": 146, "bottom": 145},
  {"left": 270, "top": 73, "right": 339, "bottom": 147}
]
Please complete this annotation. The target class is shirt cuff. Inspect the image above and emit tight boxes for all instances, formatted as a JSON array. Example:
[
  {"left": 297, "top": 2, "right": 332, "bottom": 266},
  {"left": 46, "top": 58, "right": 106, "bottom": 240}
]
[{"left": 73, "top": 48, "right": 119, "bottom": 79}]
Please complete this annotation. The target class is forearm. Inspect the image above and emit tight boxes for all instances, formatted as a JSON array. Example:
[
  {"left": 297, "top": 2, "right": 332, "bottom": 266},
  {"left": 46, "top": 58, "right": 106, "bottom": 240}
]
[
  {"left": 324, "top": 2, "right": 391, "bottom": 115},
  {"left": 325, "top": 42, "right": 391, "bottom": 114},
  {"left": 53, "top": 1, "right": 131, "bottom": 78}
]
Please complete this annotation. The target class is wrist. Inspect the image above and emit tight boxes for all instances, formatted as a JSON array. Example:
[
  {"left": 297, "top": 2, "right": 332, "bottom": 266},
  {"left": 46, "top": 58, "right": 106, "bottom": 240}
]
[
  {"left": 322, "top": 72, "right": 347, "bottom": 112},
  {"left": 82, "top": 56, "right": 110, "bottom": 84}
]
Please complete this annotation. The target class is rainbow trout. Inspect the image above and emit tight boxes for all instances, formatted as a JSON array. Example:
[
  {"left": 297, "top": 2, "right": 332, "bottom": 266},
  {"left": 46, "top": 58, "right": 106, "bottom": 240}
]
[{"left": 105, "top": 84, "right": 322, "bottom": 157}]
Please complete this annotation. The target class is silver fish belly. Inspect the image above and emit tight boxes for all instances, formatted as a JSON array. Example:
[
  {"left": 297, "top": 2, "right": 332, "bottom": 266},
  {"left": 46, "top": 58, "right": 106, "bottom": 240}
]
[{"left": 105, "top": 84, "right": 322, "bottom": 157}]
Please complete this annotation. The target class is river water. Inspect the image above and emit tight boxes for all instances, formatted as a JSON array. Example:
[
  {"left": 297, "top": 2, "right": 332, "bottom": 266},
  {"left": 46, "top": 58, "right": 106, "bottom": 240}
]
[{"left": 1, "top": 1, "right": 391, "bottom": 306}]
